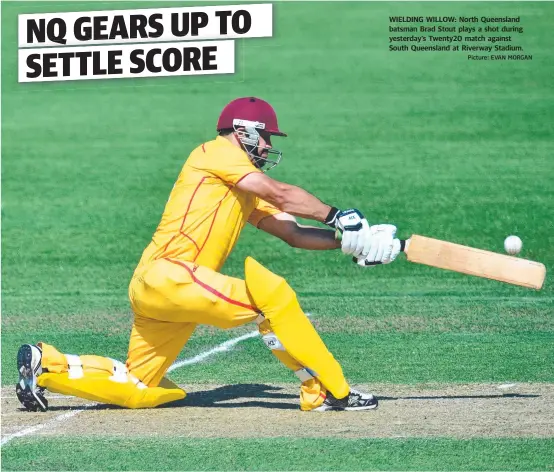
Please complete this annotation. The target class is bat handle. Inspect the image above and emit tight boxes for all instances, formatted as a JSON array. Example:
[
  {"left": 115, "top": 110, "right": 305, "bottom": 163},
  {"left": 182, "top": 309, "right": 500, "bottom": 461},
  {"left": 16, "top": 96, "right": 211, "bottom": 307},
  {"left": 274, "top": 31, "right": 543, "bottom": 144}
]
[
  {"left": 352, "top": 239, "right": 409, "bottom": 265},
  {"left": 399, "top": 239, "right": 407, "bottom": 253}
]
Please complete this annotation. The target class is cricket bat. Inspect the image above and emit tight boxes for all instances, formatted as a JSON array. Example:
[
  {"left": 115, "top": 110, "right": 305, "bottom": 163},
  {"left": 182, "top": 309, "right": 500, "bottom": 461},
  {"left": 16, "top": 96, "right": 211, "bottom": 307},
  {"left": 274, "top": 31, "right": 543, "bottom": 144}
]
[
  {"left": 342, "top": 232, "right": 546, "bottom": 290},
  {"left": 399, "top": 235, "right": 546, "bottom": 290}
]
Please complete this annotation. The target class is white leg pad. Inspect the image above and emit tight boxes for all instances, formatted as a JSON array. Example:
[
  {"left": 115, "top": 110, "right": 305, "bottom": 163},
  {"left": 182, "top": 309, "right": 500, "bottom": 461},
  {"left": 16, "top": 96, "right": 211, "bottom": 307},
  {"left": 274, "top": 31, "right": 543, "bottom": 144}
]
[
  {"left": 129, "top": 374, "right": 148, "bottom": 390},
  {"left": 295, "top": 368, "right": 317, "bottom": 382},
  {"left": 256, "top": 313, "right": 318, "bottom": 383},
  {"left": 108, "top": 359, "right": 130, "bottom": 384},
  {"left": 65, "top": 354, "right": 84, "bottom": 379},
  {"left": 262, "top": 333, "right": 286, "bottom": 351}
]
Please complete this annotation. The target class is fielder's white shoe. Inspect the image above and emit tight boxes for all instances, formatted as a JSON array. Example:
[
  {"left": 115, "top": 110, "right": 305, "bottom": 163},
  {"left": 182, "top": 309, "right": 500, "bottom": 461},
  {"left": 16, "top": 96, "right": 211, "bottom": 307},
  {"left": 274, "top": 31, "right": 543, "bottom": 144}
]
[
  {"left": 16, "top": 344, "right": 48, "bottom": 412},
  {"left": 312, "top": 389, "right": 378, "bottom": 412}
]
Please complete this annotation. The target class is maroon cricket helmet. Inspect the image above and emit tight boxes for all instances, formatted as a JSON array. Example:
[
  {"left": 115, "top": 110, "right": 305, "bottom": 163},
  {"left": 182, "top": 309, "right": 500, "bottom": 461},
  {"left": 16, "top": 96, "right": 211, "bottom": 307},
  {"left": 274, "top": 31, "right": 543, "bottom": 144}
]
[{"left": 217, "top": 97, "right": 287, "bottom": 137}]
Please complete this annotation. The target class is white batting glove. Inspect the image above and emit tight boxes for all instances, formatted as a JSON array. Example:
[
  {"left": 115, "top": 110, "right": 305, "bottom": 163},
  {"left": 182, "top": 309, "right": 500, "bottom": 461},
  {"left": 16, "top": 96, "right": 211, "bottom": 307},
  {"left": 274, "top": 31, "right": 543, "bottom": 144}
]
[
  {"left": 355, "top": 225, "right": 401, "bottom": 267},
  {"left": 325, "top": 208, "right": 372, "bottom": 258}
]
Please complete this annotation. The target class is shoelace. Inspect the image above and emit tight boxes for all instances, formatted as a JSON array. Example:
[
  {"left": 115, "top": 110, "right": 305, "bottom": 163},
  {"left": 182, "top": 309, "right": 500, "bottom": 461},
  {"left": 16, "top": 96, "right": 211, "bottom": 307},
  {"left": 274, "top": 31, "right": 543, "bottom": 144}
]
[{"left": 348, "top": 394, "right": 362, "bottom": 406}]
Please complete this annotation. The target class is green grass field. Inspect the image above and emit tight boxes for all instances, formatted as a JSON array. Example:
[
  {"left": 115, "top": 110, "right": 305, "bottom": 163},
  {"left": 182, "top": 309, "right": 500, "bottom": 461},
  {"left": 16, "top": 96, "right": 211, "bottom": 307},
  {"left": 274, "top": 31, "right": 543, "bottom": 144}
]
[
  {"left": 2, "top": 1, "right": 553, "bottom": 470},
  {"left": 4, "top": 438, "right": 554, "bottom": 471}
]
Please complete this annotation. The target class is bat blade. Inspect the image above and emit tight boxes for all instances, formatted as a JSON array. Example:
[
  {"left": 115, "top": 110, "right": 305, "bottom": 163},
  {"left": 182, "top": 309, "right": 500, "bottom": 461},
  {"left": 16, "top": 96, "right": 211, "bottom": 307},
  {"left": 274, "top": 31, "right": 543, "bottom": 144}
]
[{"left": 405, "top": 235, "right": 546, "bottom": 290}]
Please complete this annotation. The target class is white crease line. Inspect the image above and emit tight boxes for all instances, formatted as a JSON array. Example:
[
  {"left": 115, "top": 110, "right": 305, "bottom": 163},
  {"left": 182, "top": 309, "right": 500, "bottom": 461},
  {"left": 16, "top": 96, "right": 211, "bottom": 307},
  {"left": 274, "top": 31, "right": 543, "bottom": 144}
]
[
  {"left": 3, "top": 313, "right": 314, "bottom": 445},
  {"left": 1, "top": 315, "right": 283, "bottom": 446},
  {"left": 497, "top": 383, "right": 517, "bottom": 389},
  {"left": 167, "top": 330, "right": 260, "bottom": 372},
  {"left": 1, "top": 405, "right": 94, "bottom": 446},
  {"left": 167, "top": 312, "right": 311, "bottom": 372},
  {"left": 2, "top": 395, "right": 68, "bottom": 400}
]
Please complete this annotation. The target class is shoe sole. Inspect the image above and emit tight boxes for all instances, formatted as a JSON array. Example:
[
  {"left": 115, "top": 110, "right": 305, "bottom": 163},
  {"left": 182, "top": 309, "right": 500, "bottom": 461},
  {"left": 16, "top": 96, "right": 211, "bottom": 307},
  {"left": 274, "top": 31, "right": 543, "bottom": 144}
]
[
  {"left": 345, "top": 402, "right": 378, "bottom": 411},
  {"left": 16, "top": 345, "right": 48, "bottom": 412},
  {"left": 312, "top": 402, "right": 378, "bottom": 412}
]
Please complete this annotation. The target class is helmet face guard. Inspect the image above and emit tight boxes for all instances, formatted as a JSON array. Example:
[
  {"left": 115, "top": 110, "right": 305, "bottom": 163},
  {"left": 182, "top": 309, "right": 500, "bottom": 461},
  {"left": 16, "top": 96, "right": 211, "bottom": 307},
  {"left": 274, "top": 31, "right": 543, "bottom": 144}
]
[{"left": 232, "top": 119, "right": 282, "bottom": 172}]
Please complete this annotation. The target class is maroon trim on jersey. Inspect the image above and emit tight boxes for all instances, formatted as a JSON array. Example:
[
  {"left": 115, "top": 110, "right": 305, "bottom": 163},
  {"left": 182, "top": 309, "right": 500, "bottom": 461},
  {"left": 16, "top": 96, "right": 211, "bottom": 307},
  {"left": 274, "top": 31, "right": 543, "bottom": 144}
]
[
  {"left": 194, "top": 186, "right": 233, "bottom": 262},
  {"left": 162, "top": 177, "right": 207, "bottom": 254},
  {"left": 235, "top": 171, "right": 260, "bottom": 186}
]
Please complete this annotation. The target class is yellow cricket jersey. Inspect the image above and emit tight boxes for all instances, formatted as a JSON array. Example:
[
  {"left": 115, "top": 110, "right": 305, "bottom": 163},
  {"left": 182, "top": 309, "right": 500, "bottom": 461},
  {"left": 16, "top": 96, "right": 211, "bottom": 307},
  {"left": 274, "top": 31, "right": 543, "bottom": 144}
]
[{"left": 136, "top": 136, "right": 282, "bottom": 272}]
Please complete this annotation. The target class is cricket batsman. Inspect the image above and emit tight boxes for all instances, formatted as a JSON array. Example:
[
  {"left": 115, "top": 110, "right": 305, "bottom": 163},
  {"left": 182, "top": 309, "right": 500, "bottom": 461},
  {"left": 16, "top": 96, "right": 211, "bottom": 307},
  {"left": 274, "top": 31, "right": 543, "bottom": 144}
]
[{"left": 16, "top": 97, "right": 401, "bottom": 412}]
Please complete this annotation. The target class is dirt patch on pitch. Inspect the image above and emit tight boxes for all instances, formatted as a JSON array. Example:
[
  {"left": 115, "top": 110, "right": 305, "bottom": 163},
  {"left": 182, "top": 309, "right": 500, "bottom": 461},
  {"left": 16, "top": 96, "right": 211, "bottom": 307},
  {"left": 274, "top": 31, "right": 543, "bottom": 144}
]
[{"left": 2, "top": 383, "right": 553, "bottom": 440}]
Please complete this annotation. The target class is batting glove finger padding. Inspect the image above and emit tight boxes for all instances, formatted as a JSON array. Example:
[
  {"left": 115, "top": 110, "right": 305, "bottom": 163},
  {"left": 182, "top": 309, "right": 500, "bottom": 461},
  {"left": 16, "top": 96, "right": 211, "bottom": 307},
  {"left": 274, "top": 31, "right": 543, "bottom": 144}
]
[
  {"left": 374, "top": 236, "right": 387, "bottom": 263},
  {"left": 383, "top": 238, "right": 402, "bottom": 264},
  {"left": 355, "top": 225, "right": 399, "bottom": 267},
  {"left": 352, "top": 219, "right": 371, "bottom": 258}
]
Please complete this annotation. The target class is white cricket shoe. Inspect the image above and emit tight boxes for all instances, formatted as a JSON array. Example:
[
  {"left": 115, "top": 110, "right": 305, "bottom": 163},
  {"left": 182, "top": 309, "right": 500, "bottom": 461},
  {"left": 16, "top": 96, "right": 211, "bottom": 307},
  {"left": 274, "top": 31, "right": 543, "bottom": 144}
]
[
  {"left": 312, "top": 388, "right": 378, "bottom": 412},
  {"left": 16, "top": 344, "right": 48, "bottom": 412}
]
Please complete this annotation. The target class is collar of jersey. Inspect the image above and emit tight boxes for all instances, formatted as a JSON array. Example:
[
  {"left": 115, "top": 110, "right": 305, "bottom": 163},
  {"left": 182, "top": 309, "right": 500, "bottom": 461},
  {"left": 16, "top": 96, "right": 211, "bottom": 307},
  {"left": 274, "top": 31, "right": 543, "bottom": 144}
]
[
  {"left": 215, "top": 135, "right": 236, "bottom": 148},
  {"left": 215, "top": 135, "right": 250, "bottom": 159}
]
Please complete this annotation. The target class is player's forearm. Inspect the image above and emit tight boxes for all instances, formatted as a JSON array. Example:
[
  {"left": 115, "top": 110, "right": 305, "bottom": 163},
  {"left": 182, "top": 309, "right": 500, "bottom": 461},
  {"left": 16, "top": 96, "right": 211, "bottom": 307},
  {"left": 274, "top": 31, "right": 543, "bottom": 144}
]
[
  {"left": 236, "top": 173, "right": 335, "bottom": 223},
  {"left": 290, "top": 225, "right": 342, "bottom": 250},
  {"left": 270, "top": 184, "right": 332, "bottom": 222}
]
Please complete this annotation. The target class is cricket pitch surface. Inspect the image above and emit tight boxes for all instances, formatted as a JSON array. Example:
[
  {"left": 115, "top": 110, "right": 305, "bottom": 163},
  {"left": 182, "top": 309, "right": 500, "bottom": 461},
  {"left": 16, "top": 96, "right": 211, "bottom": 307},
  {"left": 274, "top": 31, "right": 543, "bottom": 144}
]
[{"left": 3, "top": 383, "right": 554, "bottom": 440}]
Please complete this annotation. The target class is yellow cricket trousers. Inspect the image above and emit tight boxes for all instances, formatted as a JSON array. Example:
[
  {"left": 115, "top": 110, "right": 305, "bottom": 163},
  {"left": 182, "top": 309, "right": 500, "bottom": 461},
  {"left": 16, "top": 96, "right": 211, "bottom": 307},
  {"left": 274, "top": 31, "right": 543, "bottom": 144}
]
[{"left": 38, "top": 257, "right": 349, "bottom": 410}]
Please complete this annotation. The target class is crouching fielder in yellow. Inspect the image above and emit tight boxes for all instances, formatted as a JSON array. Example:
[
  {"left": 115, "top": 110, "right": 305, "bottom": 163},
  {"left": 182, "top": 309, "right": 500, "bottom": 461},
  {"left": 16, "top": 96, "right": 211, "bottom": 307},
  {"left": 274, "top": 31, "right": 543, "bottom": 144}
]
[{"left": 16, "top": 97, "right": 401, "bottom": 413}]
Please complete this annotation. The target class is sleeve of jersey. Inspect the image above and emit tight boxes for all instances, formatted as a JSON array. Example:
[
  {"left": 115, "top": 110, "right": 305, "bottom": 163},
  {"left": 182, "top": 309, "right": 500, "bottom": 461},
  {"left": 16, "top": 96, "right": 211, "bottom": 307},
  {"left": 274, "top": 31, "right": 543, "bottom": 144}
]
[
  {"left": 206, "top": 148, "right": 262, "bottom": 186},
  {"left": 248, "top": 199, "right": 283, "bottom": 228}
]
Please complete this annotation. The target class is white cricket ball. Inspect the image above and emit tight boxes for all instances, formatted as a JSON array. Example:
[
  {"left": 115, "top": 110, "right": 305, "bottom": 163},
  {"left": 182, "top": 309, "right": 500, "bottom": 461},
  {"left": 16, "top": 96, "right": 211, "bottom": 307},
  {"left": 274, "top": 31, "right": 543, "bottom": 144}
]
[{"left": 504, "top": 235, "right": 522, "bottom": 255}]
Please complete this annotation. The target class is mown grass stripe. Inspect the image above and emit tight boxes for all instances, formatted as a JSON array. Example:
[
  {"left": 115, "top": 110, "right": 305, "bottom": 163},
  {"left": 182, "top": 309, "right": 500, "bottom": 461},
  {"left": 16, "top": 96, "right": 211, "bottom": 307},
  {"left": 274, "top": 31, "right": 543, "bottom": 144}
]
[{"left": 2, "top": 437, "right": 553, "bottom": 471}]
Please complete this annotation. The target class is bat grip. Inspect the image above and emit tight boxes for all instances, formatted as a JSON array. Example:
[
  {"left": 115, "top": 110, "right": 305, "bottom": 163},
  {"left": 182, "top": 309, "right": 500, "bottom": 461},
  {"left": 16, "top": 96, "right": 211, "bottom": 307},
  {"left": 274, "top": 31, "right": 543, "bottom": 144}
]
[{"left": 351, "top": 239, "right": 408, "bottom": 265}]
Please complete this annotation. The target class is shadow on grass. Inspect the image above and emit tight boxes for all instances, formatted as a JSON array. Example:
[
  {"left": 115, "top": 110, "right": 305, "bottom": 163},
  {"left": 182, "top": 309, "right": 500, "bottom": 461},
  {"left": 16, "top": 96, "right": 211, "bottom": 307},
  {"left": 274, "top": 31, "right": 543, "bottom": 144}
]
[
  {"left": 34, "top": 404, "right": 119, "bottom": 412},
  {"left": 37, "top": 385, "right": 541, "bottom": 412},
  {"left": 41, "top": 384, "right": 299, "bottom": 411},
  {"left": 166, "top": 383, "right": 299, "bottom": 410}
]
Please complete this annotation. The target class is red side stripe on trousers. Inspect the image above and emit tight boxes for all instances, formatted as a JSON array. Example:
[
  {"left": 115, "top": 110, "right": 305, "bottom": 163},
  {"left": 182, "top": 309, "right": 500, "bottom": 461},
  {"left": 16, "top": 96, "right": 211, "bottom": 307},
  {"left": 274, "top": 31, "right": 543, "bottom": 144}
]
[{"left": 164, "top": 258, "right": 255, "bottom": 311}]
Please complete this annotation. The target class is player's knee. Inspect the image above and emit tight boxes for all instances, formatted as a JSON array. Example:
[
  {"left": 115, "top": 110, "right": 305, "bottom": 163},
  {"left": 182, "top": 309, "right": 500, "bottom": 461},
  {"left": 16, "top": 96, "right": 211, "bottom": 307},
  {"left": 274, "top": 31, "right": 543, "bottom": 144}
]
[
  {"left": 124, "top": 388, "right": 186, "bottom": 409},
  {"left": 124, "top": 393, "right": 159, "bottom": 408},
  {"left": 123, "top": 397, "right": 146, "bottom": 409}
]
